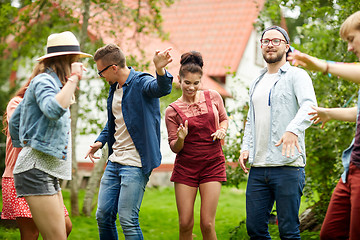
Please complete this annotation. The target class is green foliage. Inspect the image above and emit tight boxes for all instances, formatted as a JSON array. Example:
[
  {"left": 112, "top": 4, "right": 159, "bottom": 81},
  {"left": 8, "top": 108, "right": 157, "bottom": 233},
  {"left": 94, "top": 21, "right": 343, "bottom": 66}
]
[
  {"left": 0, "top": 2, "right": 17, "bottom": 173},
  {"left": 256, "top": 0, "right": 360, "bottom": 224},
  {"left": 0, "top": 185, "right": 252, "bottom": 239},
  {"left": 222, "top": 113, "right": 248, "bottom": 188},
  {"left": 222, "top": 73, "right": 249, "bottom": 188}
]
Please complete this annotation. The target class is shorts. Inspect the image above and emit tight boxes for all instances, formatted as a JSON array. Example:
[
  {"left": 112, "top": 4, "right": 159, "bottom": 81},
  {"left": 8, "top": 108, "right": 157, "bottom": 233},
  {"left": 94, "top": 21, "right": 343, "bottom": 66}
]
[
  {"left": 13, "top": 168, "right": 61, "bottom": 197},
  {"left": 171, "top": 155, "right": 227, "bottom": 187},
  {"left": 1, "top": 177, "right": 69, "bottom": 219}
]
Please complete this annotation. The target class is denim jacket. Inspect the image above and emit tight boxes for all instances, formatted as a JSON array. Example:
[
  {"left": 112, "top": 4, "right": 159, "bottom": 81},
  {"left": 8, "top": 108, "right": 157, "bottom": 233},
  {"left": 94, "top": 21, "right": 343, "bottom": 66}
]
[
  {"left": 96, "top": 67, "right": 173, "bottom": 174},
  {"left": 241, "top": 62, "right": 317, "bottom": 166},
  {"left": 9, "top": 69, "right": 70, "bottom": 160},
  {"left": 340, "top": 90, "right": 360, "bottom": 183}
]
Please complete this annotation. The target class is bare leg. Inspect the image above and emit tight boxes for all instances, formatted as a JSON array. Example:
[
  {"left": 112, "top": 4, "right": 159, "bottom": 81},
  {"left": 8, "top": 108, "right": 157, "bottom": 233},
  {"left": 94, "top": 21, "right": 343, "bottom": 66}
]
[
  {"left": 65, "top": 215, "right": 72, "bottom": 237},
  {"left": 16, "top": 217, "right": 39, "bottom": 240},
  {"left": 174, "top": 183, "right": 198, "bottom": 240},
  {"left": 25, "top": 191, "right": 67, "bottom": 240},
  {"left": 199, "top": 181, "right": 222, "bottom": 240}
]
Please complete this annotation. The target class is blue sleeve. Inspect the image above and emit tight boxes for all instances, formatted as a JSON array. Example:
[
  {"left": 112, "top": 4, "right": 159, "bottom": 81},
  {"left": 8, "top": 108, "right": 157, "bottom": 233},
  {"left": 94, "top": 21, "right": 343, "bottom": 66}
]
[
  {"left": 142, "top": 70, "right": 173, "bottom": 98},
  {"left": 96, "top": 122, "right": 109, "bottom": 148},
  {"left": 33, "top": 75, "right": 67, "bottom": 120}
]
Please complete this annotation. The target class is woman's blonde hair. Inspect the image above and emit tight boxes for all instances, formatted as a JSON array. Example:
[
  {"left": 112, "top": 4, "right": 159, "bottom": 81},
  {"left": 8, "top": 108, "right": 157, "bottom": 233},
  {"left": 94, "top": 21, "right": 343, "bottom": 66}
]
[{"left": 340, "top": 11, "right": 360, "bottom": 40}]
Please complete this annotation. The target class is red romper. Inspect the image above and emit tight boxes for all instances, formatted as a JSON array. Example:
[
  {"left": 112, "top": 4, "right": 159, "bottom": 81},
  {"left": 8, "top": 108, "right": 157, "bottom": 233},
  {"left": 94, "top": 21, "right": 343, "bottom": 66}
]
[{"left": 169, "top": 90, "right": 227, "bottom": 187}]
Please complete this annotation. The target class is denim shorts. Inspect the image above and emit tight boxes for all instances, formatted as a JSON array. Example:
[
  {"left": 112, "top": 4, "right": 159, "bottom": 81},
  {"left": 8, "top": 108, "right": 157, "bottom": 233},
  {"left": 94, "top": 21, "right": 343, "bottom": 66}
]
[{"left": 13, "top": 168, "right": 61, "bottom": 198}]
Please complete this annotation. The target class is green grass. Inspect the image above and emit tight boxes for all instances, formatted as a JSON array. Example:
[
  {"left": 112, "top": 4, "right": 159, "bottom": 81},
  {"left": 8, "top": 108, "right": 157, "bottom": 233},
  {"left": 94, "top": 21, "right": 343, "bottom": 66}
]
[{"left": 0, "top": 183, "right": 319, "bottom": 239}]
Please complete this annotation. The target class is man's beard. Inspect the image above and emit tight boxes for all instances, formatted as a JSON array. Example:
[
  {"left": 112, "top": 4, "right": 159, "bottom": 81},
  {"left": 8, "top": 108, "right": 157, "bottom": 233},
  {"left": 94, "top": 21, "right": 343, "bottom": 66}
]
[{"left": 263, "top": 50, "right": 285, "bottom": 64}]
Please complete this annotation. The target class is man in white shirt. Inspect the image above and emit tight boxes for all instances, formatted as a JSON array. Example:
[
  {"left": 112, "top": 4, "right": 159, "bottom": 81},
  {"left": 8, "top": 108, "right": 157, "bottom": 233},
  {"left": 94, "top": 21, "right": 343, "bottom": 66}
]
[{"left": 239, "top": 26, "right": 317, "bottom": 239}]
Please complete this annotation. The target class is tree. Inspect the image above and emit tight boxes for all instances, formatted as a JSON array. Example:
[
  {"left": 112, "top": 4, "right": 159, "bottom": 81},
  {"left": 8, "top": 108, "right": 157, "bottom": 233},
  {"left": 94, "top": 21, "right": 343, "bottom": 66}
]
[
  {"left": 82, "top": 145, "right": 108, "bottom": 216},
  {"left": 255, "top": 0, "right": 360, "bottom": 228}
]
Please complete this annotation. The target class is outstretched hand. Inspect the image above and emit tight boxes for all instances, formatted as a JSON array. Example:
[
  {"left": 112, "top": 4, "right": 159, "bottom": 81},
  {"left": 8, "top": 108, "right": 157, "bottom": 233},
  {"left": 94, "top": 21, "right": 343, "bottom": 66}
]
[
  {"left": 308, "top": 105, "right": 330, "bottom": 129},
  {"left": 85, "top": 141, "right": 103, "bottom": 163},
  {"left": 275, "top": 131, "right": 301, "bottom": 158},
  {"left": 287, "top": 51, "right": 327, "bottom": 73},
  {"left": 153, "top": 47, "right": 173, "bottom": 75}
]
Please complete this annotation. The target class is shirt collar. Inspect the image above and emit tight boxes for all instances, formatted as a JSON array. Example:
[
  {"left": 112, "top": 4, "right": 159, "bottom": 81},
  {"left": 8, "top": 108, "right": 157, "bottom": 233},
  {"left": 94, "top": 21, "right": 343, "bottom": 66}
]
[
  {"left": 260, "top": 61, "right": 290, "bottom": 75},
  {"left": 111, "top": 67, "right": 135, "bottom": 90}
]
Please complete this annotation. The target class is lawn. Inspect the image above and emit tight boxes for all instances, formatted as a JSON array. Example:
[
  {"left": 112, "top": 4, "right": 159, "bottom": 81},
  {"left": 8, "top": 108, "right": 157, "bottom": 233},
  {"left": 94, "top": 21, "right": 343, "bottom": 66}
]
[{"left": 0, "top": 182, "right": 319, "bottom": 239}]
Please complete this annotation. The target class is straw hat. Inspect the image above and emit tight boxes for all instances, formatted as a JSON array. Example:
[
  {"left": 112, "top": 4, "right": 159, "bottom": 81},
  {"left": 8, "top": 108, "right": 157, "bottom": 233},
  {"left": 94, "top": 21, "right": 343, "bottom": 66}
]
[{"left": 36, "top": 31, "right": 92, "bottom": 61}]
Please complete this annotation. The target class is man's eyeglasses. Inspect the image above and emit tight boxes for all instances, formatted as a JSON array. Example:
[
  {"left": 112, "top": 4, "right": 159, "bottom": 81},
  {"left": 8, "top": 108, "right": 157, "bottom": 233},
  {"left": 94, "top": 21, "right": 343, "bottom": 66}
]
[
  {"left": 260, "top": 38, "right": 287, "bottom": 46},
  {"left": 98, "top": 64, "right": 117, "bottom": 77}
]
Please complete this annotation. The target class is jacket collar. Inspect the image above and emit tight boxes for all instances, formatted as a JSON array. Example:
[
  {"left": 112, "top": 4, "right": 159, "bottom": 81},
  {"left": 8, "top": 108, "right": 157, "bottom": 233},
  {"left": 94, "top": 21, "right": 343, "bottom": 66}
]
[
  {"left": 110, "top": 67, "right": 135, "bottom": 90},
  {"left": 45, "top": 68, "right": 63, "bottom": 88},
  {"left": 124, "top": 67, "right": 135, "bottom": 86}
]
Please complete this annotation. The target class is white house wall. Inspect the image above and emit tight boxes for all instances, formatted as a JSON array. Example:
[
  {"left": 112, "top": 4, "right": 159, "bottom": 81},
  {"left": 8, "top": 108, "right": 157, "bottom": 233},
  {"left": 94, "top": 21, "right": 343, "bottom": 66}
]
[{"left": 225, "top": 30, "right": 265, "bottom": 144}]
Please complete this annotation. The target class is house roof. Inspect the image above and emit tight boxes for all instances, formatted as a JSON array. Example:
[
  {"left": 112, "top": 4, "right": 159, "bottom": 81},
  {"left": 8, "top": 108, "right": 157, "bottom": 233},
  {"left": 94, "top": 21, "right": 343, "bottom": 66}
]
[
  {"left": 161, "top": 0, "right": 265, "bottom": 77},
  {"left": 159, "top": 0, "right": 265, "bottom": 97}
]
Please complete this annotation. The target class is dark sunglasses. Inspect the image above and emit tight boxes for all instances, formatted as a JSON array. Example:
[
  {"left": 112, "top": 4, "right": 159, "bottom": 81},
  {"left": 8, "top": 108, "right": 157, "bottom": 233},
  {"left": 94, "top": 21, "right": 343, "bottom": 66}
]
[{"left": 98, "top": 64, "right": 117, "bottom": 77}]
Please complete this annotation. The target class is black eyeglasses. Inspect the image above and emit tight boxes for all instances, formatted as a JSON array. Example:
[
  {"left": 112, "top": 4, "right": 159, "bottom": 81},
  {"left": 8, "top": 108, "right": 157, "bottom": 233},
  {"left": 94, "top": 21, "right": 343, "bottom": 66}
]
[
  {"left": 98, "top": 64, "right": 117, "bottom": 77},
  {"left": 260, "top": 38, "right": 287, "bottom": 46}
]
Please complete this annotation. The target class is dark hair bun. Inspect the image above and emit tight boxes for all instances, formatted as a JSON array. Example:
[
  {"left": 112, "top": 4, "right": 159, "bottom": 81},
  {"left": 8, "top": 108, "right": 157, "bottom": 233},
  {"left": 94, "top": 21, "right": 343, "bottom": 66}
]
[{"left": 180, "top": 51, "right": 203, "bottom": 68}]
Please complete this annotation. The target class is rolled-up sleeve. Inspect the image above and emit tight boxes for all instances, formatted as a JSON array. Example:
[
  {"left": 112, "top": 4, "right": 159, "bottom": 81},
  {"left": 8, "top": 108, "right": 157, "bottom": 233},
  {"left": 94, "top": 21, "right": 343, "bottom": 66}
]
[{"left": 34, "top": 77, "right": 67, "bottom": 120}]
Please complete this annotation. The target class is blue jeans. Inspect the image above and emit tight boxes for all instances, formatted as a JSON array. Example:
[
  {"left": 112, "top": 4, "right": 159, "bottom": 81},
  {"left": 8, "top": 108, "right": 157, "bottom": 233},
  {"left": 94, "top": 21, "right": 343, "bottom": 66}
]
[
  {"left": 96, "top": 161, "right": 150, "bottom": 240},
  {"left": 246, "top": 166, "right": 305, "bottom": 240}
]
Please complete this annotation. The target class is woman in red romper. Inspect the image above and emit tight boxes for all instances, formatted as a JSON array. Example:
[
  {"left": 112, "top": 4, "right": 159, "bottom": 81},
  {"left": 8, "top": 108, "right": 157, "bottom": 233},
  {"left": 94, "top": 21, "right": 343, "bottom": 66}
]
[{"left": 165, "top": 51, "right": 228, "bottom": 240}]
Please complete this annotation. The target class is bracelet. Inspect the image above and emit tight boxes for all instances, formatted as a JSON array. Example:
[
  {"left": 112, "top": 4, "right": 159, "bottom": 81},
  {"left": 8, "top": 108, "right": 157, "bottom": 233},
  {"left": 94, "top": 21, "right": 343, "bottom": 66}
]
[
  {"left": 323, "top": 62, "right": 329, "bottom": 75},
  {"left": 67, "top": 72, "right": 81, "bottom": 82}
]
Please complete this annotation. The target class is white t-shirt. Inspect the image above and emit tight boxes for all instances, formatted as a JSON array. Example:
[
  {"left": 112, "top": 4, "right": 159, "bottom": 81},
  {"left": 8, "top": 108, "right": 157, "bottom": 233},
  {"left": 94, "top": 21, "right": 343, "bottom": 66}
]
[
  {"left": 252, "top": 72, "right": 304, "bottom": 167},
  {"left": 252, "top": 73, "right": 278, "bottom": 166},
  {"left": 108, "top": 85, "right": 142, "bottom": 167}
]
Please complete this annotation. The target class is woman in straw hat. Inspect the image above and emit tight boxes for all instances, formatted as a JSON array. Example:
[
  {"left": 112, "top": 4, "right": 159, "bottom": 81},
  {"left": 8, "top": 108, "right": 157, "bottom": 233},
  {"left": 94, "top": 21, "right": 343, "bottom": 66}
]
[
  {"left": 2, "top": 77, "right": 72, "bottom": 239},
  {"left": 8, "top": 31, "right": 92, "bottom": 240}
]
